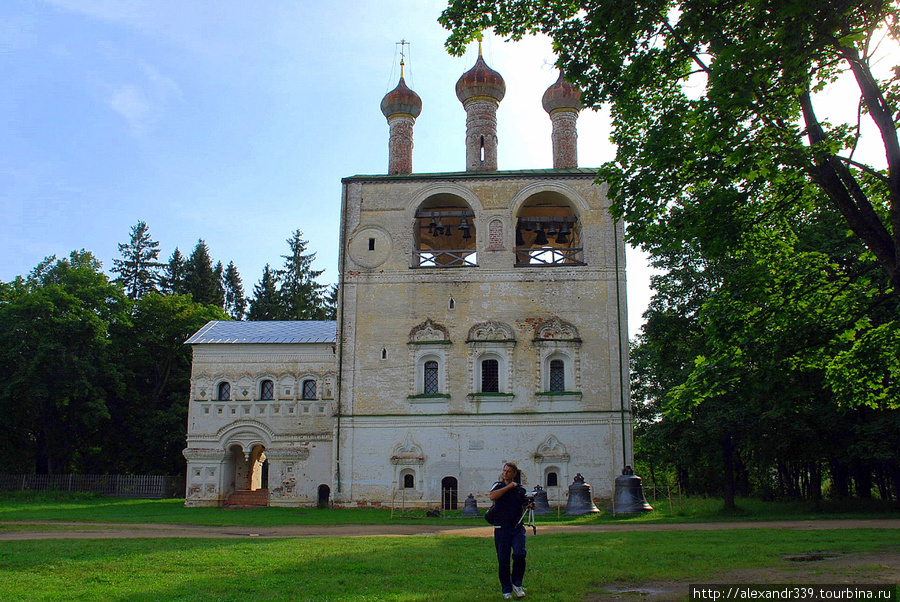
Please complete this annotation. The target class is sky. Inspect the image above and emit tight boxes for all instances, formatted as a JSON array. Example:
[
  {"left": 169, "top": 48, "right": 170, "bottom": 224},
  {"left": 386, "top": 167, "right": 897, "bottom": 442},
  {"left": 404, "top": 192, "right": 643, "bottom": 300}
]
[{"left": 1, "top": 1, "right": 658, "bottom": 338}]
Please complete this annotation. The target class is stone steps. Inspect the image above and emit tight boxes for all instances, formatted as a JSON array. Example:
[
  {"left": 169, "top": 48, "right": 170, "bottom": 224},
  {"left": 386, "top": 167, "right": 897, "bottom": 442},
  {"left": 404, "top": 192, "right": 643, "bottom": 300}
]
[{"left": 225, "top": 489, "right": 269, "bottom": 508}]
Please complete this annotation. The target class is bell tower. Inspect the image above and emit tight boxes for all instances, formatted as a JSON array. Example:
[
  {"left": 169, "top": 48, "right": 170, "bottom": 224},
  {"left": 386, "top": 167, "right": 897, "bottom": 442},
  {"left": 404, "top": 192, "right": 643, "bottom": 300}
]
[
  {"left": 381, "top": 43, "right": 422, "bottom": 175},
  {"left": 455, "top": 40, "right": 505, "bottom": 171}
]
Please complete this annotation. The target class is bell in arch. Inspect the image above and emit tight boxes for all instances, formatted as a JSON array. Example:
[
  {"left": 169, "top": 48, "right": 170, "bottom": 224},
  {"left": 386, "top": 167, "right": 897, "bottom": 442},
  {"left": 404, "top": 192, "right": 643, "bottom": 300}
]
[
  {"left": 608, "top": 466, "right": 653, "bottom": 514},
  {"left": 563, "top": 473, "right": 601, "bottom": 515}
]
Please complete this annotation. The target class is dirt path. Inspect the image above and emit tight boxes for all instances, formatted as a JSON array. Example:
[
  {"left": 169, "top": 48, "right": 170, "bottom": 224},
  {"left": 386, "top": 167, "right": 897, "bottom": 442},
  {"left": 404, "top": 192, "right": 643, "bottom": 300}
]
[{"left": 2, "top": 518, "right": 898, "bottom": 540}]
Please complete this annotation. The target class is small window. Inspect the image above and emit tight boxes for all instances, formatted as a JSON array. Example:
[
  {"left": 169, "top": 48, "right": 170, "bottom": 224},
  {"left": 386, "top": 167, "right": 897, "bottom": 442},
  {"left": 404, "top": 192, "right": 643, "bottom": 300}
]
[
  {"left": 302, "top": 380, "right": 317, "bottom": 400},
  {"left": 260, "top": 380, "right": 274, "bottom": 400},
  {"left": 424, "top": 360, "right": 439, "bottom": 395},
  {"left": 216, "top": 382, "right": 231, "bottom": 401},
  {"left": 368, "top": 238, "right": 376, "bottom": 251},
  {"left": 481, "top": 359, "right": 499, "bottom": 393},
  {"left": 547, "top": 472, "right": 558, "bottom": 487},
  {"left": 549, "top": 359, "right": 565, "bottom": 392},
  {"left": 403, "top": 474, "right": 415, "bottom": 489}
]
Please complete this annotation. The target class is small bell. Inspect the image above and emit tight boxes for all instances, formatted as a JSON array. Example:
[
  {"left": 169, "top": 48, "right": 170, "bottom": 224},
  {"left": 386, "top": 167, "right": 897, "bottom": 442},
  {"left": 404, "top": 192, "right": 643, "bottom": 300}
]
[
  {"left": 563, "top": 473, "right": 601, "bottom": 515},
  {"left": 461, "top": 493, "right": 480, "bottom": 517}
]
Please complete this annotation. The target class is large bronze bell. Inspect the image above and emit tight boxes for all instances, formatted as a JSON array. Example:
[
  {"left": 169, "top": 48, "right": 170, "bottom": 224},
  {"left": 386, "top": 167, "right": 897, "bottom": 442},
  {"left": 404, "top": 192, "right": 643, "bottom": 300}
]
[
  {"left": 563, "top": 473, "right": 601, "bottom": 515},
  {"left": 608, "top": 466, "right": 653, "bottom": 514},
  {"left": 461, "top": 493, "right": 480, "bottom": 517},
  {"left": 531, "top": 485, "right": 552, "bottom": 515}
]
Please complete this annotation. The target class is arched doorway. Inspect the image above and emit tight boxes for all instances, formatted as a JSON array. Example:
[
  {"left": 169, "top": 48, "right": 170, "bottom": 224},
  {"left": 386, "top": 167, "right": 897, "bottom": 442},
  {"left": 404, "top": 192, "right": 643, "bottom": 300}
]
[
  {"left": 441, "top": 476, "right": 458, "bottom": 510},
  {"left": 317, "top": 484, "right": 330, "bottom": 508}
]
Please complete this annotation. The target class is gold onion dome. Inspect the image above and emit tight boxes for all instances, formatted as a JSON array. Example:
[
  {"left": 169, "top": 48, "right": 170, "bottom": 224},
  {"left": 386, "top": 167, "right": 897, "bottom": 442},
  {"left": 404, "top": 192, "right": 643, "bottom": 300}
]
[
  {"left": 381, "top": 76, "right": 422, "bottom": 119},
  {"left": 455, "top": 52, "right": 506, "bottom": 104},
  {"left": 542, "top": 71, "right": 582, "bottom": 113}
]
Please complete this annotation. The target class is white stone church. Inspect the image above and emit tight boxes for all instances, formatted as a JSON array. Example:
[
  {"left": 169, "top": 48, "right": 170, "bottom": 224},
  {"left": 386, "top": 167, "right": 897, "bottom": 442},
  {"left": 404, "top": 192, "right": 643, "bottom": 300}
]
[{"left": 183, "top": 48, "right": 633, "bottom": 509}]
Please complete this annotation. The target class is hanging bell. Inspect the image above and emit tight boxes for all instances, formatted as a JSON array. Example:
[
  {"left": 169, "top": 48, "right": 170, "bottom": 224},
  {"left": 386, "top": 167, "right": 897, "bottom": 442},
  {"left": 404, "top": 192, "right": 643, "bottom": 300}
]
[
  {"left": 427, "top": 217, "right": 437, "bottom": 236},
  {"left": 534, "top": 229, "right": 549, "bottom": 245},
  {"left": 461, "top": 493, "right": 480, "bottom": 517},
  {"left": 563, "top": 473, "right": 601, "bottom": 515},
  {"left": 608, "top": 466, "right": 653, "bottom": 514},
  {"left": 531, "top": 485, "right": 552, "bottom": 515},
  {"left": 434, "top": 219, "right": 444, "bottom": 236},
  {"left": 546, "top": 222, "right": 558, "bottom": 236},
  {"left": 555, "top": 231, "right": 568, "bottom": 244}
]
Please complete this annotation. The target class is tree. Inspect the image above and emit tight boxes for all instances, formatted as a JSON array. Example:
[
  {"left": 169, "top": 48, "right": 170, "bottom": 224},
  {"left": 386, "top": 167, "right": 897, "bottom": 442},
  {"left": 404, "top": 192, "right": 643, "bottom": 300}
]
[
  {"left": 0, "top": 251, "right": 130, "bottom": 473},
  {"left": 160, "top": 248, "right": 188, "bottom": 295},
  {"left": 223, "top": 261, "right": 248, "bottom": 320},
  {"left": 111, "top": 221, "right": 163, "bottom": 299},
  {"left": 184, "top": 240, "right": 224, "bottom": 307},
  {"left": 107, "top": 293, "right": 226, "bottom": 475},
  {"left": 277, "top": 229, "right": 327, "bottom": 320},
  {"left": 441, "top": 0, "right": 900, "bottom": 290},
  {"left": 247, "top": 264, "right": 281, "bottom": 321}
]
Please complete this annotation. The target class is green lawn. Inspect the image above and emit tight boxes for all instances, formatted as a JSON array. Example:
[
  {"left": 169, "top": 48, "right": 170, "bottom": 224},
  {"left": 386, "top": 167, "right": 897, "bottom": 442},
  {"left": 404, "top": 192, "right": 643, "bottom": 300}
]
[
  {"left": 0, "top": 493, "right": 897, "bottom": 527},
  {"left": 0, "top": 529, "right": 897, "bottom": 601},
  {"left": 1, "top": 495, "right": 898, "bottom": 600}
]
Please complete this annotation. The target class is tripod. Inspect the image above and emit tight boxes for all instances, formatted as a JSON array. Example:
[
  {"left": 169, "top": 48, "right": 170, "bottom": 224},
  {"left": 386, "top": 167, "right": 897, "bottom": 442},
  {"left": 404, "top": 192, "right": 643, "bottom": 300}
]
[{"left": 518, "top": 505, "right": 536, "bottom": 535}]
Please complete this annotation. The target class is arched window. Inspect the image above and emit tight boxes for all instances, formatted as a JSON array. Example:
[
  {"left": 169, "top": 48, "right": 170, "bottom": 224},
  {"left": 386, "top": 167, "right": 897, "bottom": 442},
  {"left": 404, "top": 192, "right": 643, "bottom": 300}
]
[
  {"left": 423, "top": 360, "right": 439, "bottom": 395},
  {"left": 403, "top": 474, "right": 415, "bottom": 489},
  {"left": 259, "top": 380, "right": 274, "bottom": 400},
  {"left": 549, "top": 359, "right": 565, "bottom": 392},
  {"left": 481, "top": 358, "right": 499, "bottom": 393},
  {"left": 302, "top": 379, "right": 317, "bottom": 400},
  {"left": 546, "top": 471, "right": 559, "bottom": 487},
  {"left": 216, "top": 382, "right": 231, "bottom": 401}
]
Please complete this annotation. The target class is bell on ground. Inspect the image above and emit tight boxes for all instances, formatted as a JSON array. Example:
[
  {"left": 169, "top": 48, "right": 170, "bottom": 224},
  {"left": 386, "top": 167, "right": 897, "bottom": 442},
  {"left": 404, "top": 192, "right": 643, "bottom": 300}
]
[
  {"left": 461, "top": 493, "right": 480, "bottom": 517},
  {"left": 608, "top": 465, "right": 653, "bottom": 514},
  {"left": 531, "top": 485, "right": 552, "bottom": 515},
  {"left": 563, "top": 473, "right": 600, "bottom": 515}
]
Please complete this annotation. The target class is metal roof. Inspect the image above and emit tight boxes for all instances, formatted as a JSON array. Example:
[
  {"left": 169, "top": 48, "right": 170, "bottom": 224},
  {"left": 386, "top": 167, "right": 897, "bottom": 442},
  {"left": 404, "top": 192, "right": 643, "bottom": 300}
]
[
  {"left": 185, "top": 320, "right": 336, "bottom": 345},
  {"left": 342, "top": 167, "right": 600, "bottom": 183}
]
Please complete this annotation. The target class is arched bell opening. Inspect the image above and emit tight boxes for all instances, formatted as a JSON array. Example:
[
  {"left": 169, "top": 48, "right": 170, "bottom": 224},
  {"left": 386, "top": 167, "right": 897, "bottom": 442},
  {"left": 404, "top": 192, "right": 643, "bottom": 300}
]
[
  {"left": 414, "top": 194, "right": 476, "bottom": 267},
  {"left": 441, "top": 476, "right": 459, "bottom": 510},
  {"left": 515, "top": 192, "right": 583, "bottom": 266}
]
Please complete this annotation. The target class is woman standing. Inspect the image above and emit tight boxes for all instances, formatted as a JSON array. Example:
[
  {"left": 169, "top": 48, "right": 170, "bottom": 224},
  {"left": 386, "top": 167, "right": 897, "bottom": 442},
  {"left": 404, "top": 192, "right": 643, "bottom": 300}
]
[{"left": 489, "top": 461, "right": 532, "bottom": 598}]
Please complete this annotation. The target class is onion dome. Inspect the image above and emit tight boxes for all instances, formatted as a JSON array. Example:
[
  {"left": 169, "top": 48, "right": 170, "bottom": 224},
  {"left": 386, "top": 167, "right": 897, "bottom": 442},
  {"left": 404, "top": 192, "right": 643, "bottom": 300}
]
[
  {"left": 542, "top": 71, "right": 582, "bottom": 113},
  {"left": 455, "top": 52, "right": 506, "bottom": 104},
  {"left": 381, "top": 76, "right": 422, "bottom": 119}
]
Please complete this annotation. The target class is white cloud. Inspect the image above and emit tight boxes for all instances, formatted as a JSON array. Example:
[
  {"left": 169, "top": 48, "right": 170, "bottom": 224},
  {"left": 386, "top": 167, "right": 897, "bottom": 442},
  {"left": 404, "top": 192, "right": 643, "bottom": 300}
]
[{"left": 107, "top": 84, "right": 151, "bottom": 134}]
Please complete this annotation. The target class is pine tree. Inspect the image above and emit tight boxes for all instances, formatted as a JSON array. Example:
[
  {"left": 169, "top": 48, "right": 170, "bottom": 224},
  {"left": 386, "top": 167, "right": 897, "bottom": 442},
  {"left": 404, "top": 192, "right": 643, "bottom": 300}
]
[
  {"left": 184, "top": 240, "right": 222, "bottom": 307},
  {"left": 159, "top": 248, "right": 188, "bottom": 295},
  {"left": 223, "top": 261, "right": 247, "bottom": 320},
  {"left": 247, "top": 264, "right": 281, "bottom": 320},
  {"left": 277, "top": 229, "right": 326, "bottom": 320},
  {"left": 324, "top": 283, "right": 338, "bottom": 320},
  {"left": 111, "top": 221, "right": 162, "bottom": 299}
]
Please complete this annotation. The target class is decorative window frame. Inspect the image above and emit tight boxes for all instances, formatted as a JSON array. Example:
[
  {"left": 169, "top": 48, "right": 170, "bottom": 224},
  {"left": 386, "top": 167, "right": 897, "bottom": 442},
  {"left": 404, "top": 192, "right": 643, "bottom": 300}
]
[
  {"left": 407, "top": 319, "right": 452, "bottom": 401},
  {"left": 466, "top": 321, "right": 516, "bottom": 401},
  {"left": 391, "top": 433, "right": 425, "bottom": 499},
  {"left": 534, "top": 435, "right": 571, "bottom": 490},
  {"left": 533, "top": 317, "right": 582, "bottom": 401}
]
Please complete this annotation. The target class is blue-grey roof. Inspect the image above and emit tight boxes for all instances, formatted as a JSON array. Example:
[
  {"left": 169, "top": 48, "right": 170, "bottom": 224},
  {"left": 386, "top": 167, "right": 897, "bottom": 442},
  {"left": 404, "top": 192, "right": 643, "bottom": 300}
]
[{"left": 185, "top": 320, "right": 336, "bottom": 345}]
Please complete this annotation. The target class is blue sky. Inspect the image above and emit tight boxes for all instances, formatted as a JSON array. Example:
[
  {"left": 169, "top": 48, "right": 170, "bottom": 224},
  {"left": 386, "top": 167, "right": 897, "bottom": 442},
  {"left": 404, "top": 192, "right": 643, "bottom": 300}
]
[{"left": 2, "top": 0, "right": 659, "bottom": 336}]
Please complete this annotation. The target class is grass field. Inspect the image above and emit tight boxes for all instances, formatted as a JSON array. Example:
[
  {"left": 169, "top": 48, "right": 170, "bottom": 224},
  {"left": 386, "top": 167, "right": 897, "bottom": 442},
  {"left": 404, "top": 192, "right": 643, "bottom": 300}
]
[{"left": 1, "top": 495, "right": 898, "bottom": 601}]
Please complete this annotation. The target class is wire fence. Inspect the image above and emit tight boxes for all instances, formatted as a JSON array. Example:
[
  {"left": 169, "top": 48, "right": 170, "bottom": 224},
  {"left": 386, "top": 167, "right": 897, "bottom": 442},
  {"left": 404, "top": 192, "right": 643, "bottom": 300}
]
[{"left": 0, "top": 474, "right": 184, "bottom": 499}]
